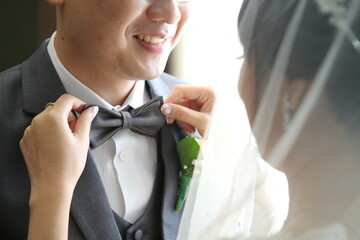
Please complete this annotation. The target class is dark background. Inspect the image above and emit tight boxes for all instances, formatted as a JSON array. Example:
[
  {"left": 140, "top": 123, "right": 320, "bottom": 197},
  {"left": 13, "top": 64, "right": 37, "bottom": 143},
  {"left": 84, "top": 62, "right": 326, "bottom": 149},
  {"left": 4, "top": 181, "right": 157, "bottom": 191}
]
[{"left": 0, "top": 1, "right": 56, "bottom": 72}]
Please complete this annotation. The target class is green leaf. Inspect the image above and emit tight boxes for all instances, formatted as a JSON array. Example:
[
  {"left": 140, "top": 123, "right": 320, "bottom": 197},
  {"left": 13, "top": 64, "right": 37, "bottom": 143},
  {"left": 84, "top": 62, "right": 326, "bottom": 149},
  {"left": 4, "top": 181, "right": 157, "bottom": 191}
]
[{"left": 176, "top": 137, "right": 200, "bottom": 177}]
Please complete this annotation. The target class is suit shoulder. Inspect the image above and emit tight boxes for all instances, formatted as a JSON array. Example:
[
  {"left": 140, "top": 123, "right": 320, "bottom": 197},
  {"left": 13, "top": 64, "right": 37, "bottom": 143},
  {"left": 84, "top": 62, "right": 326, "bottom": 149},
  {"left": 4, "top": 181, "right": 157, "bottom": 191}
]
[
  {"left": 0, "top": 64, "right": 23, "bottom": 109},
  {"left": 0, "top": 64, "right": 22, "bottom": 86}
]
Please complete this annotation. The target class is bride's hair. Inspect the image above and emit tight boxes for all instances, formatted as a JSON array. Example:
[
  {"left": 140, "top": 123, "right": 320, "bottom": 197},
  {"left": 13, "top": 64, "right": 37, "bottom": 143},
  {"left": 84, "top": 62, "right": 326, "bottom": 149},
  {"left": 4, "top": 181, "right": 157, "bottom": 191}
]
[
  {"left": 325, "top": 12, "right": 360, "bottom": 134},
  {"left": 239, "top": 0, "right": 334, "bottom": 91},
  {"left": 238, "top": 0, "right": 360, "bottom": 134}
]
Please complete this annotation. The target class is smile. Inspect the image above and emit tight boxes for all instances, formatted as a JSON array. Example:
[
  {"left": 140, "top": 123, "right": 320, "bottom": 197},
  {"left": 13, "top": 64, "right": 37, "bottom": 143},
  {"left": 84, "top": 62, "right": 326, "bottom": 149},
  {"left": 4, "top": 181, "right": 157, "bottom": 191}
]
[{"left": 136, "top": 35, "right": 166, "bottom": 44}]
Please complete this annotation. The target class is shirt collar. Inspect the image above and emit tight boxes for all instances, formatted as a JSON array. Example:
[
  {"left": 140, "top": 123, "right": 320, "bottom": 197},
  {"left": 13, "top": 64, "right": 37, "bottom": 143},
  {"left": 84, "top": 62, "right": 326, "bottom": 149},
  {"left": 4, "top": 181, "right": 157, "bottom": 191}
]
[{"left": 47, "top": 32, "right": 148, "bottom": 111}]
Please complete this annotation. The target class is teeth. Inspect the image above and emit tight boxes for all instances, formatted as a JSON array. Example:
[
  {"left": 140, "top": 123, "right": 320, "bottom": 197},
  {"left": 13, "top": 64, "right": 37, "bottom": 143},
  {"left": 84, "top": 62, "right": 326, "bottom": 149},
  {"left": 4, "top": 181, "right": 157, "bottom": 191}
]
[
  {"left": 137, "top": 35, "right": 165, "bottom": 44},
  {"left": 144, "top": 35, "right": 151, "bottom": 42}
]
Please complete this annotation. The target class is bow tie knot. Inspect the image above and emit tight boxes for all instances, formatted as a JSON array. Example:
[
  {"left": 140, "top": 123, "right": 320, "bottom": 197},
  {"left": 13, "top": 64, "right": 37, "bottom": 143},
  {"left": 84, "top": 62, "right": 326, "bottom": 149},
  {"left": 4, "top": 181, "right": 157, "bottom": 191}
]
[
  {"left": 86, "top": 96, "right": 166, "bottom": 149},
  {"left": 121, "top": 111, "right": 133, "bottom": 129}
]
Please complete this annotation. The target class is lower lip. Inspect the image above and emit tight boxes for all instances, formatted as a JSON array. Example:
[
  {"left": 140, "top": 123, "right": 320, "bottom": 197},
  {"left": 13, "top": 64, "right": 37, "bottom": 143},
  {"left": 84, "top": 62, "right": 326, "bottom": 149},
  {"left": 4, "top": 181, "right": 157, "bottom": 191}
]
[{"left": 135, "top": 37, "right": 168, "bottom": 54}]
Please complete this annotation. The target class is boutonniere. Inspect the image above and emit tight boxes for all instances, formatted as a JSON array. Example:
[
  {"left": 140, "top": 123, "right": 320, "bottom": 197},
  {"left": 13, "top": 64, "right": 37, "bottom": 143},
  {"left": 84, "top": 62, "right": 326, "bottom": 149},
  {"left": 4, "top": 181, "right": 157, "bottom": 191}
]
[{"left": 175, "top": 136, "right": 201, "bottom": 211}]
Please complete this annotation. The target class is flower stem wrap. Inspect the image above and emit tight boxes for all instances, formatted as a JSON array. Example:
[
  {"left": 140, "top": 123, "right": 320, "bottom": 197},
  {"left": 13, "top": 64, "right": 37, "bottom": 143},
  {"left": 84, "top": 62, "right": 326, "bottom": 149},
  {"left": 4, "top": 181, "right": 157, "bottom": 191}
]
[{"left": 176, "top": 176, "right": 192, "bottom": 211}]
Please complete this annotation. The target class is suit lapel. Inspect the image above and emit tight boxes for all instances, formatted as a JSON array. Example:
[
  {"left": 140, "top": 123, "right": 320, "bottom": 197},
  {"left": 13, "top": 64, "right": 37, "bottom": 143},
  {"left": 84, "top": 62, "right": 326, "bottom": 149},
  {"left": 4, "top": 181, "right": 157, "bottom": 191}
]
[
  {"left": 70, "top": 151, "right": 121, "bottom": 239},
  {"left": 21, "top": 41, "right": 121, "bottom": 239},
  {"left": 147, "top": 79, "right": 187, "bottom": 239},
  {"left": 21, "top": 41, "right": 67, "bottom": 115}
]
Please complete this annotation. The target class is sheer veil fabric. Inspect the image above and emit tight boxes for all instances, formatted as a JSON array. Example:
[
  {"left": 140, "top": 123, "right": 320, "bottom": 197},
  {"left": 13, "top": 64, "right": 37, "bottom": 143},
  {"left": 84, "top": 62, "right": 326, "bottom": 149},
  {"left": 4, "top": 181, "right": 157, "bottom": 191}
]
[
  {"left": 177, "top": 90, "right": 289, "bottom": 240},
  {"left": 177, "top": 0, "right": 360, "bottom": 239}
]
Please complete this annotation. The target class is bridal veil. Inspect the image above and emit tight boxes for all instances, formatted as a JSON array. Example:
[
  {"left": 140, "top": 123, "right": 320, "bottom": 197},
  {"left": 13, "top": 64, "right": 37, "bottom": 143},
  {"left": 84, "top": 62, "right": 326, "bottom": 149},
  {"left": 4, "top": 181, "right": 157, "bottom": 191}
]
[{"left": 177, "top": 0, "right": 360, "bottom": 239}]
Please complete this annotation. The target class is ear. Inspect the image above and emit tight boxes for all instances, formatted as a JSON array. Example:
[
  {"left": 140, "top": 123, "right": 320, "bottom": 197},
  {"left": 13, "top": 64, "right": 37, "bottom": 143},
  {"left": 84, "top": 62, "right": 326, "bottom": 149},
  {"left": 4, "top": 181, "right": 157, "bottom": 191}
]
[{"left": 46, "top": 0, "right": 64, "bottom": 6}]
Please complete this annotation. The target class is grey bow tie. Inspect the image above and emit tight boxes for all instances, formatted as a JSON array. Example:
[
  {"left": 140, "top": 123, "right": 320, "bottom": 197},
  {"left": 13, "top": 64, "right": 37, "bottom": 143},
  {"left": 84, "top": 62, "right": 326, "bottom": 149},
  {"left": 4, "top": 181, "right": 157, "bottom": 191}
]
[{"left": 86, "top": 96, "right": 166, "bottom": 149}]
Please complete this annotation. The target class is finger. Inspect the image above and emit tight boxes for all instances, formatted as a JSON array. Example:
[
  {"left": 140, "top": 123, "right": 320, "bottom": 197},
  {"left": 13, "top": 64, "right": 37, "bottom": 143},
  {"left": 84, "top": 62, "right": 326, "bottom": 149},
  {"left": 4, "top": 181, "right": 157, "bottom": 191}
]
[
  {"left": 166, "top": 117, "right": 175, "bottom": 124},
  {"left": 175, "top": 121, "right": 196, "bottom": 135},
  {"left": 74, "top": 106, "right": 99, "bottom": 139},
  {"left": 19, "top": 126, "right": 31, "bottom": 148},
  {"left": 165, "top": 85, "right": 215, "bottom": 105},
  {"left": 165, "top": 99, "right": 190, "bottom": 125},
  {"left": 161, "top": 103, "right": 208, "bottom": 135},
  {"left": 165, "top": 85, "right": 200, "bottom": 103},
  {"left": 68, "top": 111, "right": 77, "bottom": 133},
  {"left": 162, "top": 108, "right": 196, "bottom": 135},
  {"left": 52, "top": 94, "right": 86, "bottom": 119}
]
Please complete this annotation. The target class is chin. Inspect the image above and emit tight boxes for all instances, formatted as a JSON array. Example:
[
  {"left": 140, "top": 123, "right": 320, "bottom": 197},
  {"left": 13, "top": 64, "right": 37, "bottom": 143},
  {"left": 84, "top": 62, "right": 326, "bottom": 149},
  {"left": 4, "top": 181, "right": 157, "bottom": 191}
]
[
  {"left": 145, "top": 72, "right": 163, "bottom": 80},
  {"left": 128, "top": 72, "right": 162, "bottom": 81},
  {"left": 139, "top": 66, "right": 166, "bottom": 80}
]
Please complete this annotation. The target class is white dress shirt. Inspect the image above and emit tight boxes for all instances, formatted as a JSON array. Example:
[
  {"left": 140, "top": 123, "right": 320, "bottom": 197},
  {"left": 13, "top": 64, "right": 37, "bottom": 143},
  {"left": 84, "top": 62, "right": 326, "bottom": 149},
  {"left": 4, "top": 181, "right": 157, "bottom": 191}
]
[{"left": 47, "top": 32, "right": 157, "bottom": 223}]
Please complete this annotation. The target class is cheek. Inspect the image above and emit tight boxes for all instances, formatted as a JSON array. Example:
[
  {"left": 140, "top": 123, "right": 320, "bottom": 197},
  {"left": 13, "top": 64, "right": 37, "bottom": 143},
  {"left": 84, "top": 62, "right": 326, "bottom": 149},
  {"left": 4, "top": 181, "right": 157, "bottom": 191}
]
[
  {"left": 94, "top": 0, "right": 140, "bottom": 32},
  {"left": 239, "top": 63, "right": 257, "bottom": 124},
  {"left": 174, "top": 5, "right": 191, "bottom": 37},
  {"left": 180, "top": 4, "right": 191, "bottom": 23}
]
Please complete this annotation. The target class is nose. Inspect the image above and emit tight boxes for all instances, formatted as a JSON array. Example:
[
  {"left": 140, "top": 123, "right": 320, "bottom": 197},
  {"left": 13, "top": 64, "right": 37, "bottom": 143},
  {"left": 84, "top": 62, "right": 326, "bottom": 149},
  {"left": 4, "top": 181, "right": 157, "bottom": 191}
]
[{"left": 147, "top": 0, "right": 182, "bottom": 25}]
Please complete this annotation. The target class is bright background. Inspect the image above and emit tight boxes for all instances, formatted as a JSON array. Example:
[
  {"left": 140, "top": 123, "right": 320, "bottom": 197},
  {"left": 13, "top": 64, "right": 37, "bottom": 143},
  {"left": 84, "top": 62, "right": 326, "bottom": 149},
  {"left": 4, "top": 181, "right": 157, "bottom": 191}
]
[
  {"left": 171, "top": 0, "right": 244, "bottom": 91},
  {"left": 167, "top": 0, "right": 245, "bottom": 142}
]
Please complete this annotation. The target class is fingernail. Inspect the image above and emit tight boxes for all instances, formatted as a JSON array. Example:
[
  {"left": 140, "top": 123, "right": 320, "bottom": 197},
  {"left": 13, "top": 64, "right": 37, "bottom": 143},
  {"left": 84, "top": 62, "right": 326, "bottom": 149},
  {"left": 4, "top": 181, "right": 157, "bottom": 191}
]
[
  {"left": 161, "top": 104, "right": 172, "bottom": 115},
  {"left": 91, "top": 106, "right": 99, "bottom": 119}
]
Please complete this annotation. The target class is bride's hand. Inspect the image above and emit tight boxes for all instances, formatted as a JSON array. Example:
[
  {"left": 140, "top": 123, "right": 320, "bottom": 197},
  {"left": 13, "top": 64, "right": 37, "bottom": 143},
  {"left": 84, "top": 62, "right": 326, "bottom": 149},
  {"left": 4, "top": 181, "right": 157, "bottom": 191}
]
[
  {"left": 161, "top": 85, "right": 215, "bottom": 137},
  {"left": 20, "top": 94, "right": 98, "bottom": 240},
  {"left": 20, "top": 94, "right": 98, "bottom": 198}
]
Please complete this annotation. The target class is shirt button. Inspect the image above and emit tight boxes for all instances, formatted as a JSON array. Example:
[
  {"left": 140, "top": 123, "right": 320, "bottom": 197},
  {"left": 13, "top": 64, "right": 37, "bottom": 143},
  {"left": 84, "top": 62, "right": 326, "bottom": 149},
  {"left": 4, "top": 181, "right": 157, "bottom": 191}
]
[
  {"left": 134, "top": 229, "right": 143, "bottom": 240},
  {"left": 119, "top": 151, "right": 126, "bottom": 161}
]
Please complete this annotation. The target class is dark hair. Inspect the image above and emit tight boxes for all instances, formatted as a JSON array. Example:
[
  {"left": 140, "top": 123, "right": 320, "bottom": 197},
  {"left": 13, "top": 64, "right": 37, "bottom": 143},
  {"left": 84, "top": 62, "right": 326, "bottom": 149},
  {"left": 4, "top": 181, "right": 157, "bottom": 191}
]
[
  {"left": 238, "top": 0, "right": 336, "bottom": 96},
  {"left": 325, "top": 12, "right": 360, "bottom": 133},
  {"left": 238, "top": 0, "right": 360, "bottom": 133}
]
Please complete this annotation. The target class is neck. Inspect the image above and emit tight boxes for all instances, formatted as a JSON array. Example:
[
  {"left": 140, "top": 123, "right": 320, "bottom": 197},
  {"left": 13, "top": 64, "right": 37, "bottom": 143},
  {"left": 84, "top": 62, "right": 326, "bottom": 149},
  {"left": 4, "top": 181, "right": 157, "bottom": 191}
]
[{"left": 54, "top": 34, "right": 136, "bottom": 106}]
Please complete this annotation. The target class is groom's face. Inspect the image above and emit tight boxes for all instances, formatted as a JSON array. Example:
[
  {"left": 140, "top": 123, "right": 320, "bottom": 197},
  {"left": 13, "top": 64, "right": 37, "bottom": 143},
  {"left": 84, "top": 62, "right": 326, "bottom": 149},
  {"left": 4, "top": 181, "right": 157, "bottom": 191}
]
[{"left": 56, "top": 0, "right": 191, "bottom": 80}]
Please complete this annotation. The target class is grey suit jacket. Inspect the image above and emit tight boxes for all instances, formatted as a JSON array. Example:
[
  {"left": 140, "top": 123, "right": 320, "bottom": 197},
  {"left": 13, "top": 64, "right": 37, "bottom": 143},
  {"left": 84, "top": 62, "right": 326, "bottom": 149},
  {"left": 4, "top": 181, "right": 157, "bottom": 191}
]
[{"left": 0, "top": 41, "right": 186, "bottom": 239}]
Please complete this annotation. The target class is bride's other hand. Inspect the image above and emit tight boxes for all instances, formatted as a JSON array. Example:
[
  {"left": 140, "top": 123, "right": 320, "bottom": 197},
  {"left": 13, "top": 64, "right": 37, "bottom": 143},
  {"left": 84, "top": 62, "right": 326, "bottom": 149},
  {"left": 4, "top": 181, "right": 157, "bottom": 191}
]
[
  {"left": 19, "top": 94, "right": 98, "bottom": 240},
  {"left": 161, "top": 85, "right": 215, "bottom": 137},
  {"left": 20, "top": 94, "right": 98, "bottom": 196}
]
